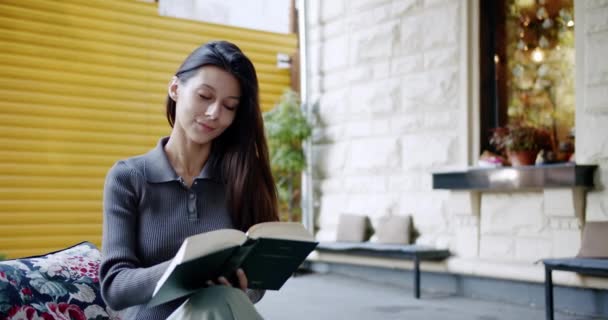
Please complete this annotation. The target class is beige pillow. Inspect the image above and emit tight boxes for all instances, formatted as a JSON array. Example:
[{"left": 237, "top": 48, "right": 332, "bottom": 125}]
[
  {"left": 370, "top": 215, "right": 411, "bottom": 245},
  {"left": 577, "top": 221, "right": 608, "bottom": 258},
  {"left": 335, "top": 214, "right": 369, "bottom": 242}
]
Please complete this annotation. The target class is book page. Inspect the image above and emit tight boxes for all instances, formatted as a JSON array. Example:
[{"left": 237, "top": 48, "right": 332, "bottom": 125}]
[
  {"left": 246, "top": 222, "right": 314, "bottom": 242},
  {"left": 181, "top": 229, "right": 248, "bottom": 262}
]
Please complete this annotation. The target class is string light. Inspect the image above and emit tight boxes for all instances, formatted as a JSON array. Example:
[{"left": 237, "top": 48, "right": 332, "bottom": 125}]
[{"left": 531, "top": 48, "right": 544, "bottom": 63}]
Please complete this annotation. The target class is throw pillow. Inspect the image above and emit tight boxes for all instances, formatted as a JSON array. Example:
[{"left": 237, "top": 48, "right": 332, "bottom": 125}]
[
  {"left": 335, "top": 214, "right": 370, "bottom": 242},
  {"left": 0, "top": 242, "right": 120, "bottom": 319},
  {"left": 577, "top": 221, "right": 608, "bottom": 258},
  {"left": 370, "top": 215, "right": 411, "bottom": 245}
]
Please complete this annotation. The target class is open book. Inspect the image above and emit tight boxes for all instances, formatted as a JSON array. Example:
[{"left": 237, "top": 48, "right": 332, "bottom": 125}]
[{"left": 148, "top": 222, "right": 318, "bottom": 307}]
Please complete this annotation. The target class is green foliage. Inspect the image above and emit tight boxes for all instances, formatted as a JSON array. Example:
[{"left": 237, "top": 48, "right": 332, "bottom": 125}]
[{"left": 264, "top": 89, "right": 312, "bottom": 221}]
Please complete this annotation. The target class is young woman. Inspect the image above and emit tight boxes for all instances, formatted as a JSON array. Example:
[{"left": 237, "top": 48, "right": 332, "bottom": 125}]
[{"left": 99, "top": 41, "right": 278, "bottom": 319}]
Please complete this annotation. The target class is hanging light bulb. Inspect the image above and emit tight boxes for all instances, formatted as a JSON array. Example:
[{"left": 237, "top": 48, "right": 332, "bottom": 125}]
[
  {"left": 536, "top": 7, "right": 548, "bottom": 20},
  {"left": 532, "top": 48, "right": 544, "bottom": 63},
  {"left": 539, "top": 36, "right": 550, "bottom": 49}
]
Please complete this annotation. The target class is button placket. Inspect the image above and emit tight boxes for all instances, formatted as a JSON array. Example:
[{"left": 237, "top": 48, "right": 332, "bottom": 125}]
[{"left": 187, "top": 190, "right": 197, "bottom": 220}]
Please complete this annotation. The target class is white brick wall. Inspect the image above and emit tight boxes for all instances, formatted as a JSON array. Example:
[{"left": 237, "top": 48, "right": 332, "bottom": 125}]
[
  {"left": 310, "top": 0, "right": 464, "bottom": 252},
  {"left": 576, "top": 0, "right": 608, "bottom": 221},
  {"left": 308, "top": 0, "right": 608, "bottom": 283}
]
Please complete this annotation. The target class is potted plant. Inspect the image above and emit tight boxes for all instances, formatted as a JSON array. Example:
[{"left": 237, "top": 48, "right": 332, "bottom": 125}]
[
  {"left": 263, "top": 89, "right": 312, "bottom": 221},
  {"left": 490, "top": 124, "right": 552, "bottom": 166}
]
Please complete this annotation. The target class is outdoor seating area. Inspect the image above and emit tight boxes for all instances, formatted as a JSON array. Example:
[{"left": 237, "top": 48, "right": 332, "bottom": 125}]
[
  {"left": 315, "top": 213, "right": 450, "bottom": 299},
  {"left": 542, "top": 221, "right": 608, "bottom": 320}
]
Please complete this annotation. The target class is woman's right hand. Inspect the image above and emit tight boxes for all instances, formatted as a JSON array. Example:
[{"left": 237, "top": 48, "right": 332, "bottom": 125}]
[{"left": 207, "top": 268, "right": 248, "bottom": 292}]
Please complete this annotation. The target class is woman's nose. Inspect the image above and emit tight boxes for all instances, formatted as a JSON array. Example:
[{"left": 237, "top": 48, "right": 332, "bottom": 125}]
[{"left": 205, "top": 101, "right": 220, "bottom": 119}]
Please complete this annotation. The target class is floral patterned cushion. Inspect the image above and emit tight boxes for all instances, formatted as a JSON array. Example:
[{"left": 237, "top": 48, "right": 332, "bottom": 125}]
[{"left": 0, "top": 242, "right": 119, "bottom": 320}]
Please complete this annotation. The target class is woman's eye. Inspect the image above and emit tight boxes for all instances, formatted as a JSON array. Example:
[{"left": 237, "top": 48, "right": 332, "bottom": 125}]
[
  {"left": 199, "top": 95, "right": 211, "bottom": 100},
  {"left": 224, "top": 105, "right": 236, "bottom": 111}
]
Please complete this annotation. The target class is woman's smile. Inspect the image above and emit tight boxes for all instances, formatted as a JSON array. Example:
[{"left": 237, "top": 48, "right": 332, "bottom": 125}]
[{"left": 196, "top": 121, "right": 216, "bottom": 132}]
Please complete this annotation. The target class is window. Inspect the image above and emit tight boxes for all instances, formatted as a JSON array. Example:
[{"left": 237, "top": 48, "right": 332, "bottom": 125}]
[{"left": 480, "top": 0, "right": 575, "bottom": 159}]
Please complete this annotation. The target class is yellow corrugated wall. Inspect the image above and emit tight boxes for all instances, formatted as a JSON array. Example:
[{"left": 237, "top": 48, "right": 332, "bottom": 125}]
[{"left": 0, "top": 0, "right": 297, "bottom": 259}]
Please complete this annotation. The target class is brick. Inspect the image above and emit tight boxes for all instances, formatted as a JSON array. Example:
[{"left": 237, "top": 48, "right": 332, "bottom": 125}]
[
  {"left": 454, "top": 224, "right": 479, "bottom": 258},
  {"left": 343, "top": 194, "right": 396, "bottom": 218},
  {"left": 321, "top": 0, "right": 345, "bottom": 23},
  {"left": 349, "top": 80, "right": 400, "bottom": 115},
  {"left": 515, "top": 237, "right": 552, "bottom": 262},
  {"left": 387, "top": 173, "right": 432, "bottom": 192},
  {"left": 424, "top": 47, "right": 459, "bottom": 69},
  {"left": 322, "top": 36, "right": 349, "bottom": 72},
  {"left": 576, "top": 115, "right": 608, "bottom": 162},
  {"left": 312, "top": 142, "right": 348, "bottom": 178},
  {"left": 343, "top": 119, "right": 392, "bottom": 138},
  {"left": 391, "top": 54, "right": 424, "bottom": 76},
  {"left": 342, "top": 176, "right": 387, "bottom": 193},
  {"left": 401, "top": 134, "right": 456, "bottom": 169},
  {"left": 586, "top": 190, "right": 608, "bottom": 221},
  {"left": 323, "top": 19, "right": 347, "bottom": 39},
  {"left": 348, "top": 62, "right": 391, "bottom": 83},
  {"left": 391, "top": 0, "right": 423, "bottom": 17},
  {"left": 348, "top": 2, "right": 393, "bottom": 32},
  {"left": 319, "top": 177, "right": 344, "bottom": 194},
  {"left": 308, "top": 0, "right": 322, "bottom": 25},
  {"left": 318, "top": 88, "right": 349, "bottom": 122},
  {"left": 390, "top": 111, "right": 456, "bottom": 134},
  {"left": 351, "top": 21, "right": 399, "bottom": 63},
  {"left": 587, "top": 33, "right": 608, "bottom": 86},
  {"left": 586, "top": 9, "right": 608, "bottom": 33},
  {"left": 543, "top": 189, "right": 576, "bottom": 217},
  {"left": 347, "top": 0, "right": 391, "bottom": 12},
  {"left": 348, "top": 138, "right": 400, "bottom": 171},
  {"left": 587, "top": 0, "right": 608, "bottom": 9},
  {"left": 396, "top": 193, "right": 447, "bottom": 228},
  {"left": 480, "top": 235, "right": 515, "bottom": 260},
  {"left": 421, "top": 2, "right": 460, "bottom": 49},
  {"left": 400, "top": 69, "right": 459, "bottom": 110},
  {"left": 447, "top": 191, "right": 479, "bottom": 216},
  {"left": 397, "top": 16, "right": 423, "bottom": 55},
  {"left": 551, "top": 229, "right": 581, "bottom": 257},
  {"left": 480, "top": 193, "right": 544, "bottom": 235}
]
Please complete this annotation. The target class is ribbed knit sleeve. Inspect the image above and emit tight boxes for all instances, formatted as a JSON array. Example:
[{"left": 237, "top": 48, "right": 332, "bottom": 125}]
[{"left": 99, "top": 161, "right": 170, "bottom": 311}]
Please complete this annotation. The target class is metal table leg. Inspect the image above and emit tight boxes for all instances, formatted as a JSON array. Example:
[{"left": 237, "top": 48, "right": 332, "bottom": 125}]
[
  {"left": 545, "top": 265, "right": 554, "bottom": 320},
  {"left": 414, "top": 255, "right": 420, "bottom": 299}
]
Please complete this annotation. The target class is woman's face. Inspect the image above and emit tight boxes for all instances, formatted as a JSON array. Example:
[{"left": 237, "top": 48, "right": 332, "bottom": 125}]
[{"left": 169, "top": 65, "right": 241, "bottom": 146}]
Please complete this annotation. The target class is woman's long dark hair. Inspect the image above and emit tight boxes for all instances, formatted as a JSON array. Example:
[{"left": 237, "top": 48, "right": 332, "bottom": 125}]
[{"left": 166, "top": 41, "right": 279, "bottom": 231}]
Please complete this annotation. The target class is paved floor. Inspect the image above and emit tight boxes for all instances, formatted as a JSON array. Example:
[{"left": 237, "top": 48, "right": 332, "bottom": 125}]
[{"left": 256, "top": 272, "right": 600, "bottom": 320}]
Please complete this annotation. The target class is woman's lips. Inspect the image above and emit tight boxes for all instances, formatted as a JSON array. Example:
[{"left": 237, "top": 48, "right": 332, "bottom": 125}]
[{"left": 196, "top": 121, "right": 216, "bottom": 132}]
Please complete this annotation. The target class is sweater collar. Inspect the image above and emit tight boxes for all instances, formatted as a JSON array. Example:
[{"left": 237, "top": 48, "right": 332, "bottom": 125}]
[{"left": 143, "top": 137, "right": 219, "bottom": 183}]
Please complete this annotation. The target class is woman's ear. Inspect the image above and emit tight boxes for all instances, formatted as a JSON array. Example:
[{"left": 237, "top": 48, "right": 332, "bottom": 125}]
[{"left": 168, "top": 76, "right": 179, "bottom": 101}]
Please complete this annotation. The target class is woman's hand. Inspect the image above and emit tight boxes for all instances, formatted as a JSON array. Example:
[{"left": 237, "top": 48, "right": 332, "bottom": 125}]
[{"left": 207, "top": 268, "right": 248, "bottom": 292}]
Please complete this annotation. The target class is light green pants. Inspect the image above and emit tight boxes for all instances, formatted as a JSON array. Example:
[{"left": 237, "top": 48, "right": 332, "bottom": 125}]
[{"left": 167, "top": 286, "right": 264, "bottom": 320}]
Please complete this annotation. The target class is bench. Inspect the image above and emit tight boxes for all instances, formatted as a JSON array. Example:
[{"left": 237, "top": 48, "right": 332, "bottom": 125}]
[
  {"left": 316, "top": 242, "right": 450, "bottom": 299},
  {"left": 542, "top": 258, "right": 608, "bottom": 320}
]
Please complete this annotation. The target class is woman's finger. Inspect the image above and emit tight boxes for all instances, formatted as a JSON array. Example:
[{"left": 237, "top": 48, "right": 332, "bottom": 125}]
[
  {"left": 236, "top": 268, "right": 248, "bottom": 291},
  {"left": 217, "top": 276, "right": 231, "bottom": 286}
]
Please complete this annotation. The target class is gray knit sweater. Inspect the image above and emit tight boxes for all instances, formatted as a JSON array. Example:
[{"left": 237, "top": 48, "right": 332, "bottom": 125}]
[{"left": 100, "top": 137, "right": 263, "bottom": 320}]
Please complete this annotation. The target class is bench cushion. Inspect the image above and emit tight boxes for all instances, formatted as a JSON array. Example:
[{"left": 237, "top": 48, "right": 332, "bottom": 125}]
[
  {"left": 317, "top": 241, "right": 450, "bottom": 260},
  {"left": 0, "top": 242, "right": 119, "bottom": 319}
]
